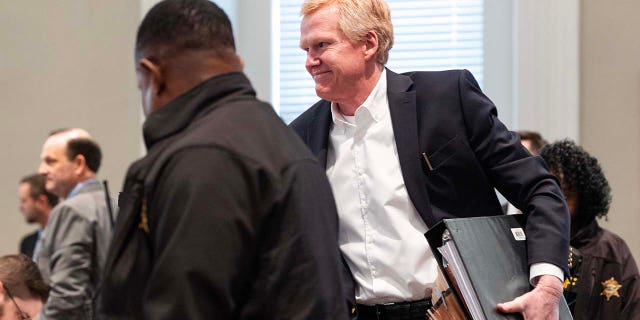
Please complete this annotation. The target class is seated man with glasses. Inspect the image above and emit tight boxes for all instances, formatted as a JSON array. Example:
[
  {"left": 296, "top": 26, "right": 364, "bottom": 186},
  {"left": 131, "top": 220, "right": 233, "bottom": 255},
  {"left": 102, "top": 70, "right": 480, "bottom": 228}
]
[{"left": 0, "top": 254, "right": 50, "bottom": 320}]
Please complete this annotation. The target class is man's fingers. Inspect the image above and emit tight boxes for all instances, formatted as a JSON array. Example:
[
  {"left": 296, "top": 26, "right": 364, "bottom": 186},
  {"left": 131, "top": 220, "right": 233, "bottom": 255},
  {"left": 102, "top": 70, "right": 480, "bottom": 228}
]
[
  {"left": 496, "top": 277, "right": 562, "bottom": 318},
  {"left": 497, "top": 295, "right": 526, "bottom": 313}
]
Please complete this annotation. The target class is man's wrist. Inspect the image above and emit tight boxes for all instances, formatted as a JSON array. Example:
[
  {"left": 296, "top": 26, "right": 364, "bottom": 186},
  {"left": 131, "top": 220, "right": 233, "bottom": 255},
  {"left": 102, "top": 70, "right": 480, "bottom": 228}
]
[
  {"left": 529, "top": 262, "right": 564, "bottom": 285},
  {"left": 534, "top": 274, "right": 563, "bottom": 298}
]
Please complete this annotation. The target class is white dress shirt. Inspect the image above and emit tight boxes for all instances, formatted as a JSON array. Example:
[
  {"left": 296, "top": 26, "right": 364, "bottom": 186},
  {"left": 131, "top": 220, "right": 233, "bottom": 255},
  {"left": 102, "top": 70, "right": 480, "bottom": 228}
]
[
  {"left": 326, "top": 70, "right": 563, "bottom": 305},
  {"left": 326, "top": 70, "right": 439, "bottom": 305}
]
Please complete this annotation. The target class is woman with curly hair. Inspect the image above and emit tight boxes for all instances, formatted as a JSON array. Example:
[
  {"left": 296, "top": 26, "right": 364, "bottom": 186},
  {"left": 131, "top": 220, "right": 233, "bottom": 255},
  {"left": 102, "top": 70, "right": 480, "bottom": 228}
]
[{"left": 541, "top": 140, "right": 639, "bottom": 319}]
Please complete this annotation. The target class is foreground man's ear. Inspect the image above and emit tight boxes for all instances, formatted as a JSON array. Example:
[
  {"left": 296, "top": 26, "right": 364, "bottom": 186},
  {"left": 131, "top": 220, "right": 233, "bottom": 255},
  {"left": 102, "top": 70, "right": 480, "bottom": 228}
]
[{"left": 139, "top": 57, "right": 166, "bottom": 96}]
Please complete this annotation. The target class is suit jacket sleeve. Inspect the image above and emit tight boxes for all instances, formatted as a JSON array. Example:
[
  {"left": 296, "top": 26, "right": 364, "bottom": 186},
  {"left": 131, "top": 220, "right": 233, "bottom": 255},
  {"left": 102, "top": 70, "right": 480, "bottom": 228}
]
[
  {"left": 457, "top": 69, "right": 570, "bottom": 274},
  {"left": 142, "top": 147, "right": 347, "bottom": 320},
  {"left": 41, "top": 207, "right": 94, "bottom": 320},
  {"left": 20, "top": 232, "right": 37, "bottom": 258}
]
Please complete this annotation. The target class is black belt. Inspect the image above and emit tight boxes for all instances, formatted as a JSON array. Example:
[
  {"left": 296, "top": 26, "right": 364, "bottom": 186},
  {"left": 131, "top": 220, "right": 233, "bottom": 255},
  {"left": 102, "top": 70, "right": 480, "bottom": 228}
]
[{"left": 356, "top": 298, "right": 433, "bottom": 320}]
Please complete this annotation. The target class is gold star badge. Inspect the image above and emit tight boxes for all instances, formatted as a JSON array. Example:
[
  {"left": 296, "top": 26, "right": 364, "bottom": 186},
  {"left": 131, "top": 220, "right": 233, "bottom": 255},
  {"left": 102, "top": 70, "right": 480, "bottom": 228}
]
[{"left": 600, "top": 277, "right": 622, "bottom": 301}]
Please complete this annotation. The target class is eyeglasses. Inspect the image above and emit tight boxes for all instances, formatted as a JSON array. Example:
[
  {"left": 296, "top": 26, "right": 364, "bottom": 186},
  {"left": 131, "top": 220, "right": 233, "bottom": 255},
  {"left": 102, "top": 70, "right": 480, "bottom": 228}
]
[{"left": 4, "top": 286, "right": 31, "bottom": 320}]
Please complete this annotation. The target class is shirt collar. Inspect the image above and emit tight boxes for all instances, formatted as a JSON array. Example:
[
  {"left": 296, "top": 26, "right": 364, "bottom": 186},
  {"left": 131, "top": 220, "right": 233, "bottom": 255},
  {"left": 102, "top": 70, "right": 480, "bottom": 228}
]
[
  {"left": 66, "top": 178, "right": 97, "bottom": 198},
  {"left": 330, "top": 69, "right": 387, "bottom": 127}
]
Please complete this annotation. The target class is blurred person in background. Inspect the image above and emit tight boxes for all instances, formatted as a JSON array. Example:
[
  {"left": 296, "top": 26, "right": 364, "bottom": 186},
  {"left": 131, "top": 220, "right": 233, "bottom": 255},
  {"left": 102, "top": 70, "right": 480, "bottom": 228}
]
[
  {"left": 0, "top": 254, "right": 50, "bottom": 320},
  {"left": 541, "top": 139, "right": 640, "bottom": 319},
  {"left": 36, "top": 128, "right": 114, "bottom": 319},
  {"left": 17, "top": 174, "right": 58, "bottom": 259}
]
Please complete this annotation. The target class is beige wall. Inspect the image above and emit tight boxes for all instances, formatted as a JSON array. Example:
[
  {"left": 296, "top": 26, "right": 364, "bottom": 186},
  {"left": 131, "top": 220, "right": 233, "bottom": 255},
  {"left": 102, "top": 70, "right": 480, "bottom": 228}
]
[
  {"left": 517, "top": 0, "right": 580, "bottom": 141},
  {"left": 0, "top": 1, "right": 142, "bottom": 254},
  {"left": 581, "top": 1, "right": 640, "bottom": 261}
]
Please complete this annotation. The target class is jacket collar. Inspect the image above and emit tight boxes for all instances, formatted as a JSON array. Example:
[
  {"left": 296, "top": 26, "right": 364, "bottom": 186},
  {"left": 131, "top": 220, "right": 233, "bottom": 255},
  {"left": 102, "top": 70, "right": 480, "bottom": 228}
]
[
  {"left": 305, "top": 100, "right": 332, "bottom": 166},
  {"left": 142, "top": 72, "right": 255, "bottom": 149},
  {"left": 570, "top": 218, "right": 600, "bottom": 248},
  {"left": 386, "top": 69, "right": 436, "bottom": 227}
]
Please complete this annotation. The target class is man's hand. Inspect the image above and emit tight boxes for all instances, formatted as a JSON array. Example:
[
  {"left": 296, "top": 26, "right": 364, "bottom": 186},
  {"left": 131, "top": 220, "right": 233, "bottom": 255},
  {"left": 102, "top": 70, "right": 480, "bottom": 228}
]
[{"left": 497, "top": 274, "right": 563, "bottom": 320}]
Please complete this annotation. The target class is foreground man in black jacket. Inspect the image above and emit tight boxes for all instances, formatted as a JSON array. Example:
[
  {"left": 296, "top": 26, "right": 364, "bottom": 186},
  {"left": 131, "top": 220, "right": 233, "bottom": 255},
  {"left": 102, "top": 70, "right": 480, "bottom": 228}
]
[{"left": 98, "top": 0, "right": 347, "bottom": 318}]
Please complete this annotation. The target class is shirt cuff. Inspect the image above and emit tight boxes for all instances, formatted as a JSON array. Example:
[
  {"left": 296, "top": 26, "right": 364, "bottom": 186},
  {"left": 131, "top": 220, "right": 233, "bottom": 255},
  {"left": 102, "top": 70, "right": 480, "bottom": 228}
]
[{"left": 529, "top": 263, "right": 564, "bottom": 285}]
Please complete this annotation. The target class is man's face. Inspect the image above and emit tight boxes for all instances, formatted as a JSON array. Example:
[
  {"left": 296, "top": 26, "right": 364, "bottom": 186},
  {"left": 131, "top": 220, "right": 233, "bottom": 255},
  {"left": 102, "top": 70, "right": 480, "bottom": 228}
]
[
  {"left": 300, "top": 5, "right": 369, "bottom": 104},
  {"left": 18, "top": 184, "right": 40, "bottom": 224},
  {"left": 38, "top": 136, "right": 77, "bottom": 198}
]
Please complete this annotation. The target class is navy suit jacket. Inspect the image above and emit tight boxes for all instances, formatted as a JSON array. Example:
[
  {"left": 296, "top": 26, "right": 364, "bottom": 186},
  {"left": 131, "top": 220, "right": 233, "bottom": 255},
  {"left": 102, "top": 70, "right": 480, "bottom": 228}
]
[
  {"left": 20, "top": 230, "right": 38, "bottom": 258},
  {"left": 290, "top": 69, "right": 570, "bottom": 310}
]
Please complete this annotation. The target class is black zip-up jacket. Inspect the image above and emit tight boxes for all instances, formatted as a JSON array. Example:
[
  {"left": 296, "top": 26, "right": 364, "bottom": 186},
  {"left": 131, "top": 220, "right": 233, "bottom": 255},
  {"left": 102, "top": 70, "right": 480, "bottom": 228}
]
[{"left": 98, "top": 72, "right": 348, "bottom": 319}]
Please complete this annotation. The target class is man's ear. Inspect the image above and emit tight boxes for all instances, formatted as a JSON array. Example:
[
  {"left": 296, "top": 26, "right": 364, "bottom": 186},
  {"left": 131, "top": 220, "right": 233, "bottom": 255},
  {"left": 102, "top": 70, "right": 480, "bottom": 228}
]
[
  {"left": 237, "top": 55, "right": 244, "bottom": 70},
  {"left": 139, "top": 58, "right": 165, "bottom": 96},
  {"left": 73, "top": 154, "right": 87, "bottom": 175},
  {"left": 0, "top": 281, "right": 6, "bottom": 300},
  {"left": 362, "top": 31, "right": 379, "bottom": 62},
  {"left": 35, "top": 194, "right": 49, "bottom": 207}
]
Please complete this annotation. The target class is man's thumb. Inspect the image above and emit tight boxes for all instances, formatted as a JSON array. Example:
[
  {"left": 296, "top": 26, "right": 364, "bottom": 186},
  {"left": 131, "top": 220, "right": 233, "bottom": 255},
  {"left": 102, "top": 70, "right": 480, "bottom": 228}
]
[{"left": 497, "top": 297, "right": 525, "bottom": 313}]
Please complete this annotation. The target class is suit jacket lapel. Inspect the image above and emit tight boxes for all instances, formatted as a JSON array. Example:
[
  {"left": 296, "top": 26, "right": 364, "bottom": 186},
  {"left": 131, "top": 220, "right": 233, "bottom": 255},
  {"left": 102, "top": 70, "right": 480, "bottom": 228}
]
[
  {"left": 306, "top": 101, "right": 332, "bottom": 167},
  {"left": 386, "top": 70, "right": 437, "bottom": 227}
]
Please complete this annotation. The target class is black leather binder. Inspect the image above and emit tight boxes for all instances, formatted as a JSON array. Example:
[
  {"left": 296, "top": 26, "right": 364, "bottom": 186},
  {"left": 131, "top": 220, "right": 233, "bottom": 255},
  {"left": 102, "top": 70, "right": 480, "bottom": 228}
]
[{"left": 425, "top": 215, "right": 572, "bottom": 320}]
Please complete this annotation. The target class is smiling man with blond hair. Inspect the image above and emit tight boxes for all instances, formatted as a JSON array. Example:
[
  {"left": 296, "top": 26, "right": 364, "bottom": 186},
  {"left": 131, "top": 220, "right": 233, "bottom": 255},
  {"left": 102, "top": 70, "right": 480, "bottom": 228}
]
[{"left": 291, "top": 0, "right": 570, "bottom": 319}]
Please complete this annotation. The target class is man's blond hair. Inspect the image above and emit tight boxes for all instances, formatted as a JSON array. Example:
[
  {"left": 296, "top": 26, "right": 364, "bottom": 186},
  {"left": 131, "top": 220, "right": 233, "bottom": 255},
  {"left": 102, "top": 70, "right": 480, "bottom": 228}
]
[{"left": 301, "top": 0, "right": 394, "bottom": 65}]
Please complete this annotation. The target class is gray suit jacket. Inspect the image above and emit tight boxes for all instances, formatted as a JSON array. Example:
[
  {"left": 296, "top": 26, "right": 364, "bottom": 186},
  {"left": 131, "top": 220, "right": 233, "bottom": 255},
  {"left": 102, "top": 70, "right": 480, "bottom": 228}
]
[{"left": 37, "top": 179, "right": 115, "bottom": 320}]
